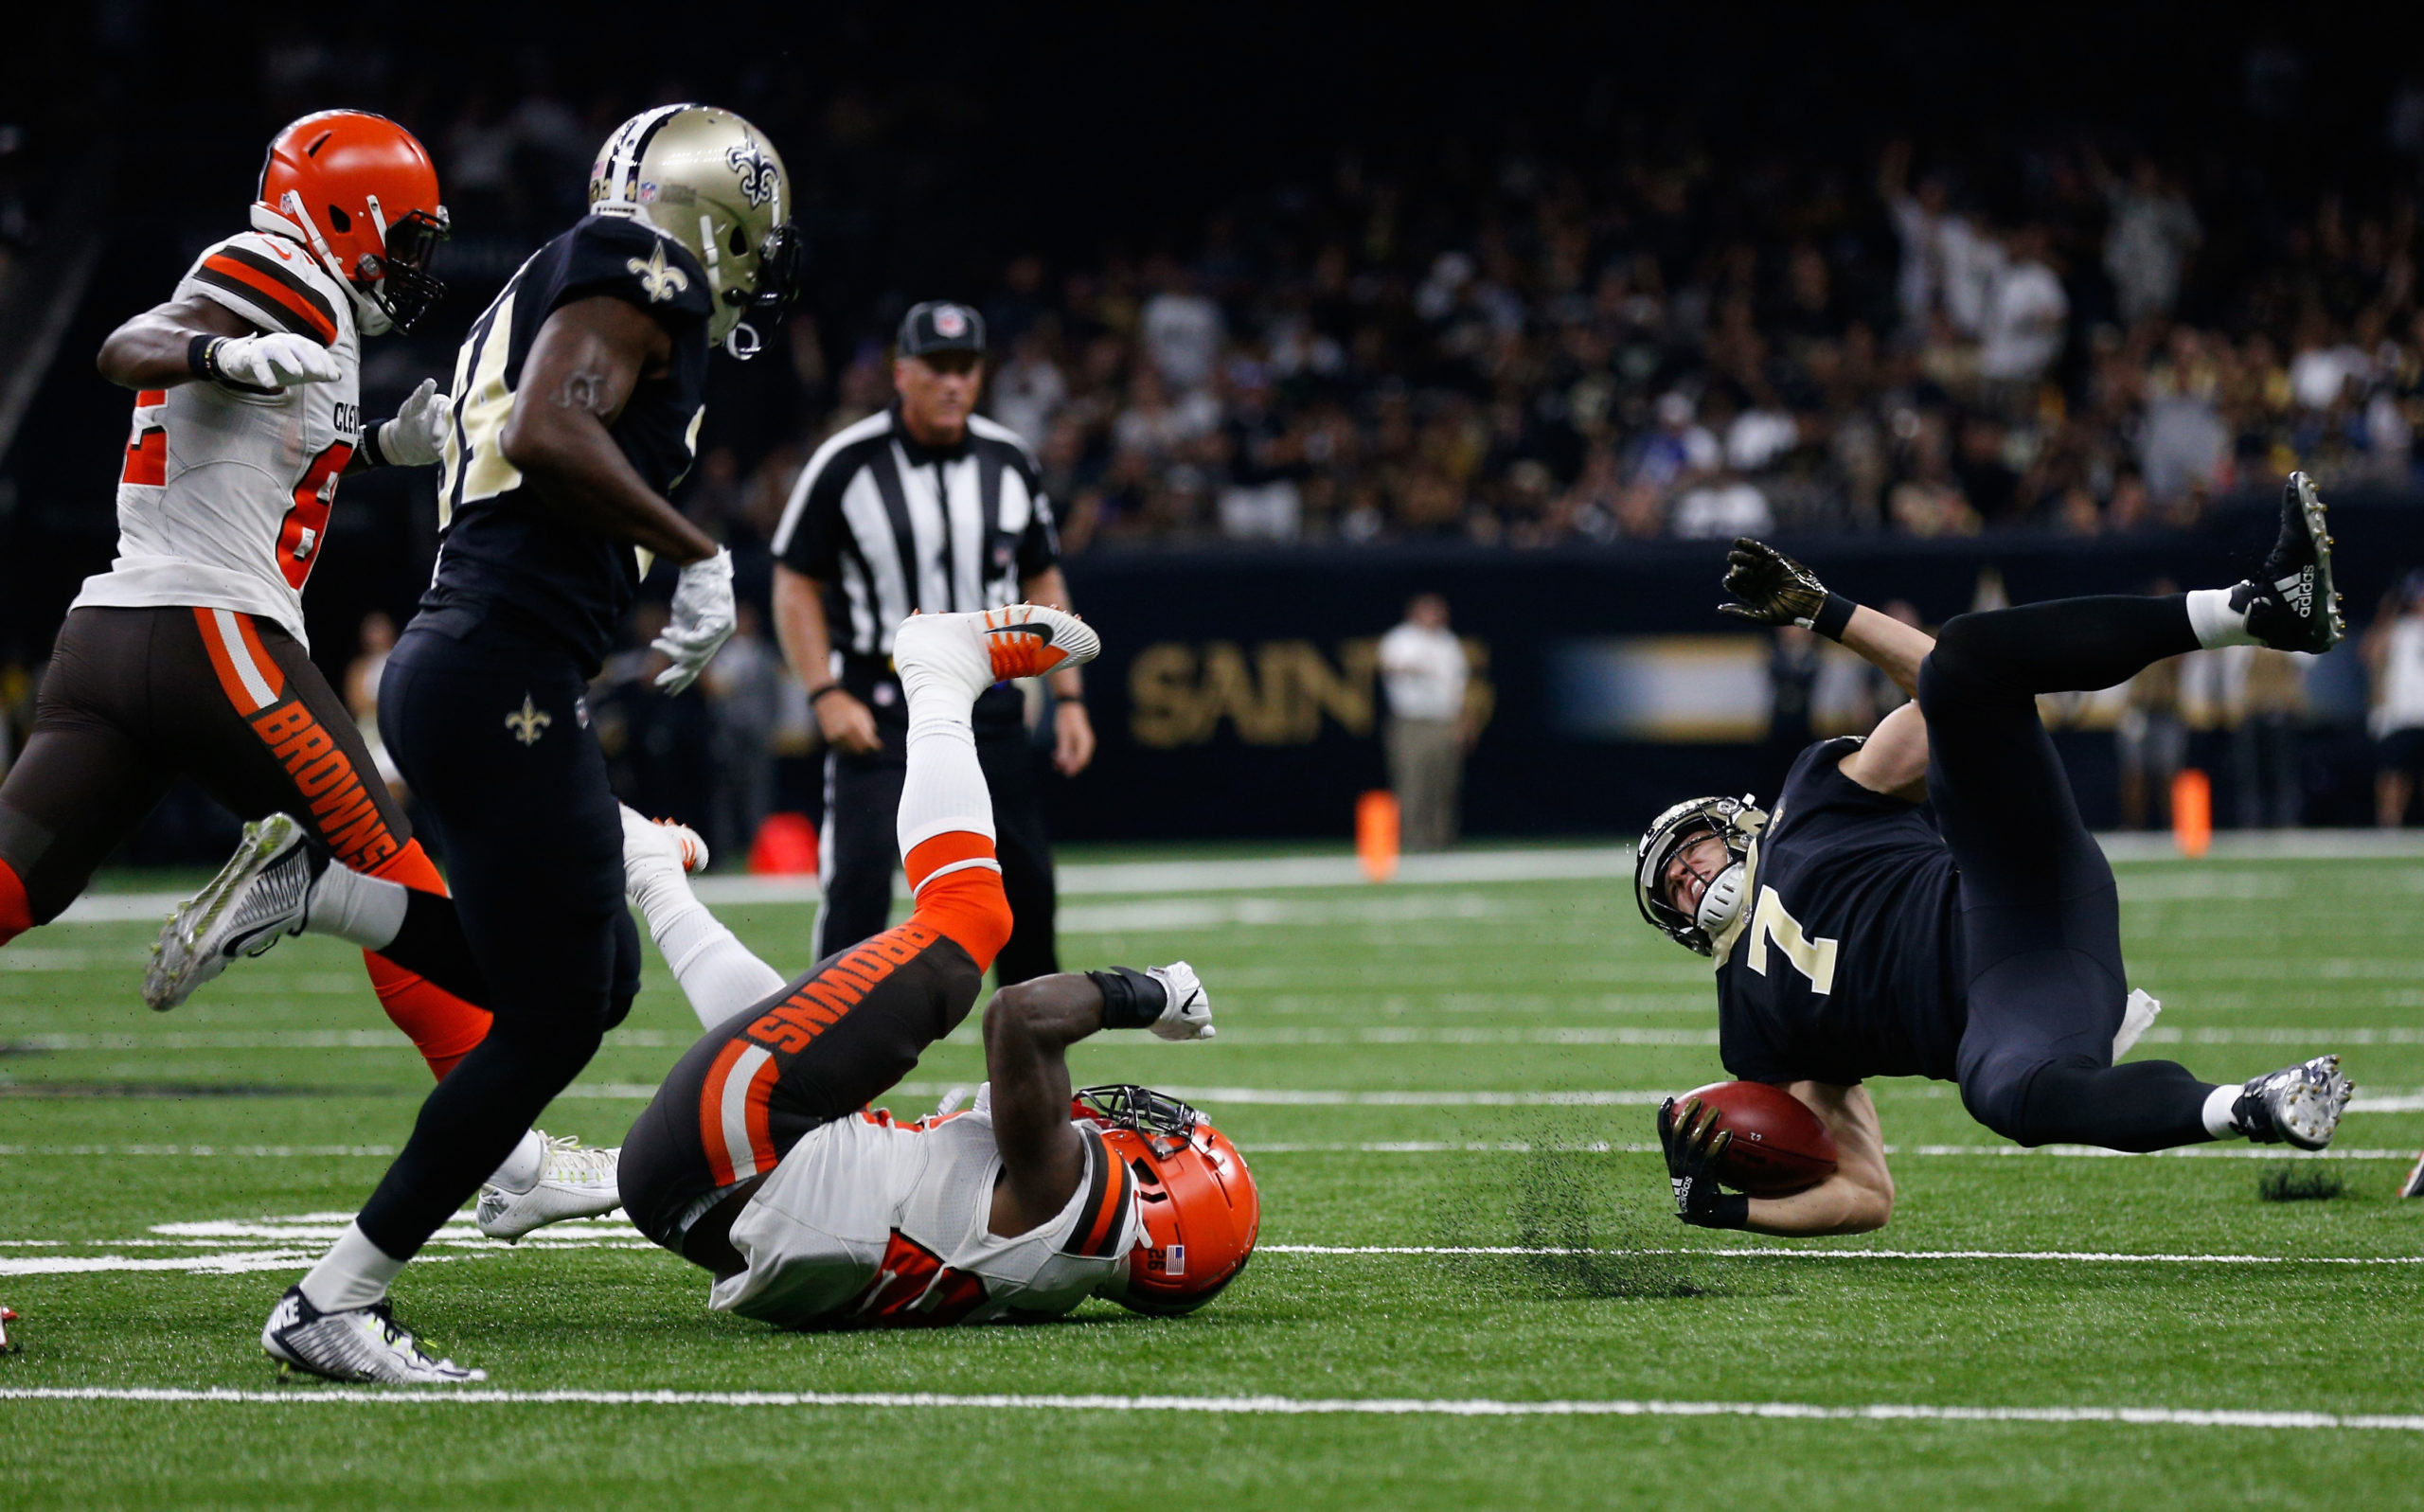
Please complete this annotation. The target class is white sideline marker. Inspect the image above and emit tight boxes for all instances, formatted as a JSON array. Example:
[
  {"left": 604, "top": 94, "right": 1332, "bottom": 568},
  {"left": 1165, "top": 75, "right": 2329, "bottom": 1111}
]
[{"left": 0, "top": 1385, "right": 2419, "bottom": 1432}]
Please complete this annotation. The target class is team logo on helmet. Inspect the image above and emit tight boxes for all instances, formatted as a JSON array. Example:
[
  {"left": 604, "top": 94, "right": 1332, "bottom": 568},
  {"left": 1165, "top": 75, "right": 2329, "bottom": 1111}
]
[
  {"left": 627, "top": 240, "right": 689, "bottom": 304},
  {"left": 725, "top": 139, "right": 780, "bottom": 208},
  {"left": 935, "top": 305, "right": 969, "bottom": 338}
]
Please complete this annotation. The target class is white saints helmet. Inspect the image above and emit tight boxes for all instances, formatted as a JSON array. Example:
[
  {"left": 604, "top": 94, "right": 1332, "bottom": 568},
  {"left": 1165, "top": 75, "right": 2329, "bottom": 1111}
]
[
  {"left": 588, "top": 104, "right": 807, "bottom": 355},
  {"left": 1634, "top": 794, "right": 1768, "bottom": 956}
]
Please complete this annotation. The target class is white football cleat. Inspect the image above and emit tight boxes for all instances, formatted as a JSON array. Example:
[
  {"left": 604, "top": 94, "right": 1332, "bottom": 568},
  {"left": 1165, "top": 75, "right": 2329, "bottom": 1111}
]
[
  {"left": 261, "top": 1285, "right": 484, "bottom": 1384},
  {"left": 145, "top": 813, "right": 316, "bottom": 1011},
  {"left": 476, "top": 1134, "right": 622, "bottom": 1242},
  {"left": 2233, "top": 1055, "right": 2355, "bottom": 1150},
  {"left": 2399, "top": 1151, "right": 2424, "bottom": 1201},
  {"left": 1146, "top": 960, "right": 1214, "bottom": 1041},
  {"left": 894, "top": 604, "right": 1102, "bottom": 704}
]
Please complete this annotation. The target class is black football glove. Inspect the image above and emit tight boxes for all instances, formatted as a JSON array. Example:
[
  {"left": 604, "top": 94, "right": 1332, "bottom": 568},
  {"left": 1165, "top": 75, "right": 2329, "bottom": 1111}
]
[
  {"left": 1658, "top": 1095, "right": 1749, "bottom": 1229},
  {"left": 1717, "top": 538, "right": 1831, "bottom": 627}
]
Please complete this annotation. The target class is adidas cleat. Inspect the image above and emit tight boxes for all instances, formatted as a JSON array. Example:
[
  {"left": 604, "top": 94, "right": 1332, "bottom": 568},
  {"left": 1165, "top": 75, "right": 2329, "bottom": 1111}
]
[
  {"left": 477, "top": 1133, "right": 622, "bottom": 1241},
  {"left": 2231, "top": 472, "right": 2345, "bottom": 654},
  {"left": 977, "top": 603, "right": 1100, "bottom": 681},
  {"left": 145, "top": 813, "right": 318, "bottom": 1011},
  {"left": 2232, "top": 1054, "right": 2354, "bottom": 1150},
  {"left": 261, "top": 1285, "right": 484, "bottom": 1385}
]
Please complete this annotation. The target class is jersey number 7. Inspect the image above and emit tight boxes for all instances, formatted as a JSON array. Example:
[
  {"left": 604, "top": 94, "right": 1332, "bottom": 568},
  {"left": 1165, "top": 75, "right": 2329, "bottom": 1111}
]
[{"left": 1746, "top": 885, "right": 1839, "bottom": 994}]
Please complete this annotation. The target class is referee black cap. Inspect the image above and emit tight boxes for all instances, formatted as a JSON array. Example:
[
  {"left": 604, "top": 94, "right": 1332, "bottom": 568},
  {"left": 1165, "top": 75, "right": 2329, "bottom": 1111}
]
[{"left": 898, "top": 300, "right": 987, "bottom": 357}]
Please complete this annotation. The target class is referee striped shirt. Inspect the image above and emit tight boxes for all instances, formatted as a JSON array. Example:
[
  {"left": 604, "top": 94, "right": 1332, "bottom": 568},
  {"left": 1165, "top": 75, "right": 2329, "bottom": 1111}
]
[{"left": 772, "top": 403, "right": 1061, "bottom": 658}]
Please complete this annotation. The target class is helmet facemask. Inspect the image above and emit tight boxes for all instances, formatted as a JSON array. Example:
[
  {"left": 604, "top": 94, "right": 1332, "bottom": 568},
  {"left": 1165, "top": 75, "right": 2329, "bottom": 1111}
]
[
  {"left": 1634, "top": 795, "right": 1767, "bottom": 956},
  {"left": 356, "top": 200, "right": 449, "bottom": 334}
]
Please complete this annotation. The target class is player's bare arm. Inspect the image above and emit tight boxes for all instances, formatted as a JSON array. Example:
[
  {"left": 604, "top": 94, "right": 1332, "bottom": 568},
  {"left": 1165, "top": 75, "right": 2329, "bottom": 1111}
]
[
  {"left": 1720, "top": 537, "right": 1933, "bottom": 800},
  {"left": 95, "top": 295, "right": 257, "bottom": 387},
  {"left": 986, "top": 963, "right": 1214, "bottom": 1236},
  {"left": 771, "top": 564, "right": 881, "bottom": 753},
  {"left": 1018, "top": 563, "right": 1095, "bottom": 774},
  {"left": 500, "top": 294, "right": 718, "bottom": 566},
  {"left": 1743, "top": 1082, "right": 1894, "bottom": 1236}
]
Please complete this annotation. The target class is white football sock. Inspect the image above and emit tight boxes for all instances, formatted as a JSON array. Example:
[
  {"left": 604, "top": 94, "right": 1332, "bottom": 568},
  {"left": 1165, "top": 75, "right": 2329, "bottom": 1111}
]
[
  {"left": 627, "top": 858, "right": 785, "bottom": 1028},
  {"left": 298, "top": 1220, "right": 408, "bottom": 1312},
  {"left": 485, "top": 1128, "right": 547, "bottom": 1195},
  {"left": 305, "top": 862, "right": 408, "bottom": 950},
  {"left": 2201, "top": 1083, "right": 2244, "bottom": 1140},
  {"left": 2185, "top": 588, "right": 2257, "bottom": 649},
  {"left": 892, "top": 616, "right": 999, "bottom": 861}
]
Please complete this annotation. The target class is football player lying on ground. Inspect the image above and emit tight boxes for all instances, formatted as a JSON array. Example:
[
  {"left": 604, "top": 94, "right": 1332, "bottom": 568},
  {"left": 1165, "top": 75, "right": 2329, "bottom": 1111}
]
[
  {"left": 1639, "top": 475, "right": 2358, "bottom": 1236},
  {"left": 608, "top": 607, "right": 1257, "bottom": 1327}
]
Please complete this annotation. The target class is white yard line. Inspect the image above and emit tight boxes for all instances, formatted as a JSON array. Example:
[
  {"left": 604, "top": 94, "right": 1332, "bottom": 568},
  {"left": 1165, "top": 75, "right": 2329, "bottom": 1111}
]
[
  {"left": 0, "top": 1385, "right": 2419, "bottom": 1432},
  {"left": 1258, "top": 1244, "right": 2424, "bottom": 1265}
]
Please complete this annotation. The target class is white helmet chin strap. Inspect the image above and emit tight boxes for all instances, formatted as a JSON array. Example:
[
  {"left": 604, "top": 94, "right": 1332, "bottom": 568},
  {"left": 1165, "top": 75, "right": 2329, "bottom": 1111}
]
[
  {"left": 1694, "top": 861, "right": 1747, "bottom": 938},
  {"left": 270, "top": 189, "right": 390, "bottom": 336}
]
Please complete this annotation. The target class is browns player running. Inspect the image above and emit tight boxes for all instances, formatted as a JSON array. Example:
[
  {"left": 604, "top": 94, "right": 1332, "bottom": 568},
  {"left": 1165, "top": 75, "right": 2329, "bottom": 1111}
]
[
  {"left": 1639, "top": 479, "right": 2358, "bottom": 1236},
  {"left": 3, "top": 111, "right": 604, "bottom": 1254}
]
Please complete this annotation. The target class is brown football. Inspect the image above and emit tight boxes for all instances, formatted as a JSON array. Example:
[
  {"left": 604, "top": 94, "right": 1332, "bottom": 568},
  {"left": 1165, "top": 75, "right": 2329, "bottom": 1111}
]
[{"left": 1679, "top": 1080, "right": 1838, "bottom": 1196}]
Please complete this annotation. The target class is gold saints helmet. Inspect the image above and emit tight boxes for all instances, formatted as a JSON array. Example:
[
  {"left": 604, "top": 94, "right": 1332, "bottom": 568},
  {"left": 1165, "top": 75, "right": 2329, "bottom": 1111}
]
[{"left": 588, "top": 104, "right": 806, "bottom": 353}]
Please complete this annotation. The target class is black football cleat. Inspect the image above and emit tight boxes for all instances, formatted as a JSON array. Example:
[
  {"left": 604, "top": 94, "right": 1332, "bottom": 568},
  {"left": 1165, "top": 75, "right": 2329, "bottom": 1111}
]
[
  {"left": 2231, "top": 1055, "right": 2354, "bottom": 1150},
  {"left": 2230, "top": 473, "right": 2344, "bottom": 654}
]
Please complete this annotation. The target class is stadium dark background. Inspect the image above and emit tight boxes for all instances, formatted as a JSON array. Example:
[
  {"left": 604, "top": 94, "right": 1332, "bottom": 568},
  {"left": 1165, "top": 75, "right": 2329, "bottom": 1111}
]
[{"left": 5, "top": 6, "right": 2424, "bottom": 854}]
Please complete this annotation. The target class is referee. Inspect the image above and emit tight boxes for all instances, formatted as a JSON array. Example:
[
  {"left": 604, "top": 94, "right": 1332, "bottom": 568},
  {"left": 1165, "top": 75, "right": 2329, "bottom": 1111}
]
[{"left": 769, "top": 300, "right": 1095, "bottom": 983}]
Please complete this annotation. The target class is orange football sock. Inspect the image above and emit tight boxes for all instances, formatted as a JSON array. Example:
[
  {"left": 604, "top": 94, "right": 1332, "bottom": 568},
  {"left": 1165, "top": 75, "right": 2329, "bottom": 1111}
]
[
  {"left": 0, "top": 859, "right": 28, "bottom": 947},
  {"left": 362, "top": 840, "right": 491, "bottom": 1080},
  {"left": 905, "top": 831, "right": 1012, "bottom": 972}
]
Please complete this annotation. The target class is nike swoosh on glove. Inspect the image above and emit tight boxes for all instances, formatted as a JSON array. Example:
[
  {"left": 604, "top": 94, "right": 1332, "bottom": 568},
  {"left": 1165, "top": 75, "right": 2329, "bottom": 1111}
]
[
  {"left": 212, "top": 332, "right": 341, "bottom": 390},
  {"left": 374, "top": 378, "right": 450, "bottom": 468},
  {"left": 652, "top": 548, "right": 737, "bottom": 694},
  {"left": 1146, "top": 961, "right": 1215, "bottom": 1041}
]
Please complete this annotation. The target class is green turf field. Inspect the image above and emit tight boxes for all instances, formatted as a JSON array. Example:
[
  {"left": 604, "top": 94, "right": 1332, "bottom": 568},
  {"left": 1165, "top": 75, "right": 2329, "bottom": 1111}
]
[{"left": 1, "top": 848, "right": 2420, "bottom": 1510}]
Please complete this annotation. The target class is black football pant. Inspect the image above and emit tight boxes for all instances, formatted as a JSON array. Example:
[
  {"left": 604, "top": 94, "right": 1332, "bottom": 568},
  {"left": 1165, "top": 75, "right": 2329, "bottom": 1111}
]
[
  {"left": 815, "top": 683, "right": 1058, "bottom": 984},
  {"left": 354, "top": 621, "right": 640, "bottom": 1258},
  {"left": 1917, "top": 596, "right": 2219, "bottom": 1151}
]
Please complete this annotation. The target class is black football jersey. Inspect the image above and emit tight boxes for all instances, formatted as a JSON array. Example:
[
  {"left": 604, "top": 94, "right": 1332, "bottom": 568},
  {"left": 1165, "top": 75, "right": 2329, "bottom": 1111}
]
[
  {"left": 424, "top": 214, "right": 714, "bottom": 672},
  {"left": 1713, "top": 737, "right": 1969, "bottom": 1086}
]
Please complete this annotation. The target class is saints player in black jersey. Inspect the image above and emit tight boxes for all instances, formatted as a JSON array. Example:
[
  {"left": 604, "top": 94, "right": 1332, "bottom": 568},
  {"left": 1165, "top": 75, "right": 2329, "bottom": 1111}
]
[
  {"left": 1640, "top": 476, "right": 2358, "bottom": 1236},
  {"left": 242, "top": 105, "right": 805, "bottom": 1382}
]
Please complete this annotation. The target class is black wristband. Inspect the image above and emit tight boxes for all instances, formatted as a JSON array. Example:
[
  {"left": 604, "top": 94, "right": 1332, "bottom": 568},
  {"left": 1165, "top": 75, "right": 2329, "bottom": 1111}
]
[
  {"left": 1809, "top": 592, "right": 1857, "bottom": 643},
  {"left": 1684, "top": 1193, "right": 1752, "bottom": 1230},
  {"left": 187, "top": 334, "right": 222, "bottom": 381},
  {"left": 1088, "top": 967, "right": 1167, "bottom": 1030},
  {"left": 357, "top": 418, "right": 394, "bottom": 470},
  {"left": 806, "top": 683, "right": 844, "bottom": 705}
]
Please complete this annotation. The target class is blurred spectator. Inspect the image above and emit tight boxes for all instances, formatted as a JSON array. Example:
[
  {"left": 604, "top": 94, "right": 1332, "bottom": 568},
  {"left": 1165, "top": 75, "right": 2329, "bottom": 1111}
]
[
  {"left": 344, "top": 612, "right": 402, "bottom": 795},
  {"left": 1379, "top": 593, "right": 1470, "bottom": 852},
  {"left": 1139, "top": 259, "right": 1224, "bottom": 391},
  {"left": 702, "top": 599, "right": 783, "bottom": 869},
  {"left": 1978, "top": 224, "right": 2068, "bottom": 391},
  {"left": 989, "top": 327, "right": 1068, "bottom": 450},
  {"left": 2229, "top": 647, "right": 2308, "bottom": 828},
  {"left": 2094, "top": 153, "right": 2201, "bottom": 325},
  {"left": 2365, "top": 573, "right": 2424, "bottom": 827},
  {"left": 2117, "top": 595, "right": 2189, "bottom": 831}
]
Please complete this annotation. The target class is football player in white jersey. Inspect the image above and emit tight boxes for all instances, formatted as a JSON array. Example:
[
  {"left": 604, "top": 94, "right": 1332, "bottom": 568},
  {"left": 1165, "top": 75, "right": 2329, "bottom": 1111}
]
[
  {"left": 607, "top": 605, "right": 1258, "bottom": 1328},
  {"left": 1, "top": 111, "right": 603, "bottom": 1259}
]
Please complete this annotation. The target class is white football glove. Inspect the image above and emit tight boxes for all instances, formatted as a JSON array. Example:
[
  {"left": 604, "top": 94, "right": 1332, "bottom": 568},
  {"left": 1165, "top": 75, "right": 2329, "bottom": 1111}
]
[
  {"left": 372, "top": 378, "right": 449, "bottom": 468},
  {"left": 209, "top": 332, "right": 340, "bottom": 390},
  {"left": 1145, "top": 961, "right": 1214, "bottom": 1041},
  {"left": 652, "top": 547, "right": 737, "bottom": 695}
]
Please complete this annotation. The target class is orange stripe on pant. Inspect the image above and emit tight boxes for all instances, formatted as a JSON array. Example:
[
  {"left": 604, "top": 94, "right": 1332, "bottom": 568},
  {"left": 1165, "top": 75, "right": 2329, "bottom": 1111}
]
[
  {"left": 699, "top": 1040, "right": 781, "bottom": 1186},
  {"left": 903, "top": 832, "right": 1013, "bottom": 973},
  {"left": 361, "top": 840, "right": 490, "bottom": 1081}
]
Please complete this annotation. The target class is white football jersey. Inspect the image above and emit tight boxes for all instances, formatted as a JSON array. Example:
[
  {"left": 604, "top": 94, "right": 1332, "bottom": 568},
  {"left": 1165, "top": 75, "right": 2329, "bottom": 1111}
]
[
  {"left": 71, "top": 230, "right": 363, "bottom": 648},
  {"left": 711, "top": 1104, "right": 1143, "bottom": 1329}
]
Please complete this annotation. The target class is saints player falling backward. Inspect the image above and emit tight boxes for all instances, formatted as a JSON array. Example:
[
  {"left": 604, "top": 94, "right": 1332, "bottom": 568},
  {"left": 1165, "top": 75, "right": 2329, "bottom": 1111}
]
[
  {"left": 7, "top": 110, "right": 599, "bottom": 1214},
  {"left": 1639, "top": 476, "right": 2356, "bottom": 1236},
  {"left": 187, "top": 105, "right": 807, "bottom": 1382}
]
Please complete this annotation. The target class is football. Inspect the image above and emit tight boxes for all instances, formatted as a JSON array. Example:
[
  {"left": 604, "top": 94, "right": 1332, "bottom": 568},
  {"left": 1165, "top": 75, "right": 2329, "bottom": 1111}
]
[{"left": 1679, "top": 1080, "right": 1839, "bottom": 1196}]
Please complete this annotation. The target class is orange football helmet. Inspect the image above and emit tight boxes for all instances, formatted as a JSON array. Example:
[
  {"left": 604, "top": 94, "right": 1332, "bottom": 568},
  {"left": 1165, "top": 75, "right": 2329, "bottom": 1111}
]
[
  {"left": 1076, "top": 1085, "right": 1259, "bottom": 1316},
  {"left": 250, "top": 110, "right": 448, "bottom": 335}
]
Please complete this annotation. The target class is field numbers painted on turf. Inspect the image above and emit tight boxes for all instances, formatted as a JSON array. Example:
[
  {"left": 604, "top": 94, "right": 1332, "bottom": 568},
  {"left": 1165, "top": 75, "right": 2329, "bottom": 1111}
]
[{"left": 1748, "top": 886, "right": 1838, "bottom": 994}]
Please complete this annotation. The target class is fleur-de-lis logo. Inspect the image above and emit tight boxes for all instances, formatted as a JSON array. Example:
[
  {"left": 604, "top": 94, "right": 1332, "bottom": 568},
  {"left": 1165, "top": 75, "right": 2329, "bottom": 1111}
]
[
  {"left": 726, "top": 139, "right": 779, "bottom": 209},
  {"left": 506, "top": 695, "right": 553, "bottom": 747},
  {"left": 626, "top": 240, "right": 688, "bottom": 304}
]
